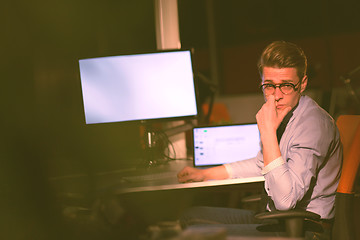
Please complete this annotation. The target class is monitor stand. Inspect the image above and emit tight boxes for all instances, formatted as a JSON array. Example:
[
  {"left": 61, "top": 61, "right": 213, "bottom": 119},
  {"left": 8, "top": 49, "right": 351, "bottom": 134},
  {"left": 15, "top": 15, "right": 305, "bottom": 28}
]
[
  {"left": 136, "top": 119, "right": 196, "bottom": 168},
  {"left": 137, "top": 122, "right": 165, "bottom": 168}
]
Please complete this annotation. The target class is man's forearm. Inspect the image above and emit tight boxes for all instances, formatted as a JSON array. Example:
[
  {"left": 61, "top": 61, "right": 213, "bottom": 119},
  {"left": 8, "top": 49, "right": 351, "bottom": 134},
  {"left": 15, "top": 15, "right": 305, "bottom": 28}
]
[
  {"left": 261, "top": 131, "right": 281, "bottom": 166},
  {"left": 203, "top": 165, "right": 229, "bottom": 180}
]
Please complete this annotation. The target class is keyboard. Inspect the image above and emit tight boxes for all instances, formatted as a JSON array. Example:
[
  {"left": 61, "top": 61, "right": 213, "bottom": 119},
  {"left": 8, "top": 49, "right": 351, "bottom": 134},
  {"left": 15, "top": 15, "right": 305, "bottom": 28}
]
[{"left": 121, "top": 171, "right": 177, "bottom": 183}]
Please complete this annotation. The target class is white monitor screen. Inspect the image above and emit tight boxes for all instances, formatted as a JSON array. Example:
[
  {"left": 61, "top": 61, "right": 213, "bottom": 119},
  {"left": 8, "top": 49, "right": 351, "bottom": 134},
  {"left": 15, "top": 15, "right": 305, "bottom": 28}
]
[
  {"left": 193, "top": 123, "right": 261, "bottom": 167},
  {"left": 79, "top": 50, "right": 198, "bottom": 124}
]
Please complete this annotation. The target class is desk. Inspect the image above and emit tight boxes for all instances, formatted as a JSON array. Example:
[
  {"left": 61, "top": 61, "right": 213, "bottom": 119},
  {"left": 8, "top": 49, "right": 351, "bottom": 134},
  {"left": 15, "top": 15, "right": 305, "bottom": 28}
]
[
  {"left": 50, "top": 160, "right": 266, "bottom": 239},
  {"left": 95, "top": 160, "right": 265, "bottom": 195},
  {"left": 90, "top": 159, "right": 265, "bottom": 228}
]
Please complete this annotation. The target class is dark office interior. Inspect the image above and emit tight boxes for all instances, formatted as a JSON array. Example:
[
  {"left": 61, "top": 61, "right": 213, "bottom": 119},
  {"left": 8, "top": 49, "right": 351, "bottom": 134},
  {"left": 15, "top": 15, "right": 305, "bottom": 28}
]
[{"left": 2, "top": 0, "right": 360, "bottom": 239}]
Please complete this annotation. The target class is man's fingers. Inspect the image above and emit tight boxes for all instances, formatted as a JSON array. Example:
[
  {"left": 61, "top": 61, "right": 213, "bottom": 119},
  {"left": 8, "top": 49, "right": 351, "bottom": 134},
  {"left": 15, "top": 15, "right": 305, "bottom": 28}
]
[
  {"left": 266, "top": 95, "right": 276, "bottom": 106},
  {"left": 177, "top": 167, "right": 188, "bottom": 179},
  {"left": 177, "top": 166, "right": 196, "bottom": 183},
  {"left": 278, "top": 106, "right": 292, "bottom": 121}
]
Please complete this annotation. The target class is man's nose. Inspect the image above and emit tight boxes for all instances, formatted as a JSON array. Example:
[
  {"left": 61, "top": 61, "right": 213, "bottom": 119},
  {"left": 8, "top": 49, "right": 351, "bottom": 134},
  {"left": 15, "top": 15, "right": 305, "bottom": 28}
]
[{"left": 274, "top": 87, "right": 283, "bottom": 100}]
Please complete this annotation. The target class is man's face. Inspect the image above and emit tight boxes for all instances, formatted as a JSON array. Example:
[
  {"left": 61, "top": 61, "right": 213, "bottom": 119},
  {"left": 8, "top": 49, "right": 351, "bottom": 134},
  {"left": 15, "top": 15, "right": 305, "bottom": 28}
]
[{"left": 261, "top": 67, "right": 307, "bottom": 111}]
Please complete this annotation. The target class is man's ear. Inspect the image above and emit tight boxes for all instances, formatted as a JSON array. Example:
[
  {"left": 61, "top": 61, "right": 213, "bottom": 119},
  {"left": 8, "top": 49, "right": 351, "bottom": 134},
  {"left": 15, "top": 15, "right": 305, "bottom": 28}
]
[{"left": 300, "top": 75, "right": 308, "bottom": 93}]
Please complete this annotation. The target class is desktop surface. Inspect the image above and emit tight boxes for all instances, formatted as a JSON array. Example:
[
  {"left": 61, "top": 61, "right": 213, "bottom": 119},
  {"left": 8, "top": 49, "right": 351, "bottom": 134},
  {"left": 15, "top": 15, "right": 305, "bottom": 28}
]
[{"left": 95, "top": 160, "right": 265, "bottom": 195}]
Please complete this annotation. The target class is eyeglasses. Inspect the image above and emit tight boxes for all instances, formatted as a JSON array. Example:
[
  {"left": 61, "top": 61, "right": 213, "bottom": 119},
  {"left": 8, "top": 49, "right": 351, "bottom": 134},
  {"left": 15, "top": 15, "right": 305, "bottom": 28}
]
[{"left": 260, "top": 81, "right": 301, "bottom": 95}]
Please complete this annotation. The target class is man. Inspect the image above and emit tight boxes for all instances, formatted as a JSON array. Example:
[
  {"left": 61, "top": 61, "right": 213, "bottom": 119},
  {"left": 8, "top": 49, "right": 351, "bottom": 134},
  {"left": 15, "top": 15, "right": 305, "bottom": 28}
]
[{"left": 177, "top": 41, "right": 342, "bottom": 239}]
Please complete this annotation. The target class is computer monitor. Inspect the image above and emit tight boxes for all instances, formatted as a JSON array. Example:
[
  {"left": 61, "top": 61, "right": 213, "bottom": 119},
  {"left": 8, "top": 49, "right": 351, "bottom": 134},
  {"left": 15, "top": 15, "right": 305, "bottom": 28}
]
[
  {"left": 78, "top": 50, "right": 198, "bottom": 167},
  {"left": 78, "top": 50, "right": 198, "bottom": 125}
]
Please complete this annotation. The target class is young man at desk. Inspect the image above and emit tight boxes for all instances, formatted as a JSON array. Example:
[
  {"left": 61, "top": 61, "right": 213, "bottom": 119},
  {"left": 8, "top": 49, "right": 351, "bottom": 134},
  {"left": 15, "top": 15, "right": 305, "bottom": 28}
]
[{"left": 177, "top": 41, "right": 342, "bottom": 239}]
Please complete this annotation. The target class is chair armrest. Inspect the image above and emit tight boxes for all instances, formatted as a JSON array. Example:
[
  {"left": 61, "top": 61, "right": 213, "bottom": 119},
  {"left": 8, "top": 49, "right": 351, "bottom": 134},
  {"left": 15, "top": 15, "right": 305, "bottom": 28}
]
[
  {"left": 255, "top": 209, "right": 321, "bottom": 237},
  {"left": 255, "top": 209, "right": 320, "bottom": 220}
]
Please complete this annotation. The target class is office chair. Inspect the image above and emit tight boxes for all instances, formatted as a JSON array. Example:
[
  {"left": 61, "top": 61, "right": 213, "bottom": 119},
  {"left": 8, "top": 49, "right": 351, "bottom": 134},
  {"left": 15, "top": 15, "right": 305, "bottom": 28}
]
[{"left": 253, "top": 115, "right": 360, "bottom": 239}]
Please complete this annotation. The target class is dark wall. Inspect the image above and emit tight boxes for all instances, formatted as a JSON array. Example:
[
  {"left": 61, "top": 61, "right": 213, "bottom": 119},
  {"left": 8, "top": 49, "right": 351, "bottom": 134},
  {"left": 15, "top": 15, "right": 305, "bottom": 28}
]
[
  {"left": 1, "top": 1, "right": 156, "bottom": 239},
  {"left": 178, "top": 0, "right": 360, "bottom": 95},
  {"left": 3, "top": 0, "right": 156, "bottom": 175}
]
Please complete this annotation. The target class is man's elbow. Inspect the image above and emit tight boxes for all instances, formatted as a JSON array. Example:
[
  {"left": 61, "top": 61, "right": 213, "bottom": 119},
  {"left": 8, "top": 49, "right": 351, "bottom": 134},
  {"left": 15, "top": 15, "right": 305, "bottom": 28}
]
[{"left": 273, "top": 197, "right": 297, "bottom": 211}]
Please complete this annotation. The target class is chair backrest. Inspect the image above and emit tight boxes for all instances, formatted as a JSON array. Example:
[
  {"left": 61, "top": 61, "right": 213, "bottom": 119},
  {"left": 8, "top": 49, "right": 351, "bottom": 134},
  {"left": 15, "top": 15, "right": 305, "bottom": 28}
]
[
  {"left": 336, "top": 115, "right": 360, "bottom": 194},
  {"left": 333, "top": 115, "right": 360, "bottom": 240},
  {"left": 253, "top": 115, "right": 360, "bottom": 239}
]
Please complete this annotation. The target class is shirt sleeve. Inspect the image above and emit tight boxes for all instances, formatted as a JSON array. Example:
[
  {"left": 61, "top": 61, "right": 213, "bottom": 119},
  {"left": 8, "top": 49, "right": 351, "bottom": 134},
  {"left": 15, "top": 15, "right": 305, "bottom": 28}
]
[
  {"left": 261, "top": 156, "right": 285, "bottom": 175},
  {"left": 224, "top": 153, "right": 263, "bottom": 179}
]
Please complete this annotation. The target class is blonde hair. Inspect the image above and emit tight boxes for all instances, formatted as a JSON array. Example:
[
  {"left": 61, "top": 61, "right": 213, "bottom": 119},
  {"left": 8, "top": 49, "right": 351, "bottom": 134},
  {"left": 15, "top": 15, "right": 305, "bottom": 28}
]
[{"left": 258, "top": 41, "right": 307, "bottom": 79}]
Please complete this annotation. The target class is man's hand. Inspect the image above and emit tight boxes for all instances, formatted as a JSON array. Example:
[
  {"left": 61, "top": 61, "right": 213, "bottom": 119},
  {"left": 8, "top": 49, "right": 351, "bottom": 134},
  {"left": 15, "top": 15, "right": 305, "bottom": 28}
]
[
  {"left": 177, "top": 166, "right": 205, "bottom": 183},
  {"left": 256, "top": 95, "right": 292, "bottom": 136},
  {"left": 177, "top": 165, "right": 229, "bottom": 183},
  {"left": 256, "top": 95, "right": 291, "bottom": 166}
]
